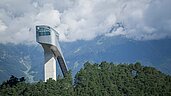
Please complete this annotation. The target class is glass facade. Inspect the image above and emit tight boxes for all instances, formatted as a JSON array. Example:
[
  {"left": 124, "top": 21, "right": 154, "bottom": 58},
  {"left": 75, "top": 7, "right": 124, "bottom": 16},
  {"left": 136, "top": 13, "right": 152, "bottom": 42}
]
[
  {"left": 36, "top": 26, "right": 51, "bottom": 36},
  {"left": 38, "top": 32, "right": 50, "bottom": 36}
]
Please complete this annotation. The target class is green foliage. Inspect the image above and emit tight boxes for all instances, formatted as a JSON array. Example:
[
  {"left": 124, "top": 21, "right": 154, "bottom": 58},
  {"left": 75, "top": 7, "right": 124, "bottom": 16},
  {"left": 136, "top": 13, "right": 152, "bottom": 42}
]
[{"left": 0, "top": 62, "right": 171, "bottom": 96}]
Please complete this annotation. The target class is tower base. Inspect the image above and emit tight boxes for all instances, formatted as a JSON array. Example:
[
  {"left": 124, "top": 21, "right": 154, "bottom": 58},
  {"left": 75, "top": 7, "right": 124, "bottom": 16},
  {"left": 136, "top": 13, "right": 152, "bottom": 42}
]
[{"left": 44, "top": 57, "right": 56, "bottom": 81}]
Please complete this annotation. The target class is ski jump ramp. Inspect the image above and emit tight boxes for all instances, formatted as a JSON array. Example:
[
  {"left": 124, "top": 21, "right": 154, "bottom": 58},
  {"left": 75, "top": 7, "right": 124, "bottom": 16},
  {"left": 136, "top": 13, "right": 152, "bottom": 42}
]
[{"left": 36, "top": 25, "right": 68, "bottom": 81}]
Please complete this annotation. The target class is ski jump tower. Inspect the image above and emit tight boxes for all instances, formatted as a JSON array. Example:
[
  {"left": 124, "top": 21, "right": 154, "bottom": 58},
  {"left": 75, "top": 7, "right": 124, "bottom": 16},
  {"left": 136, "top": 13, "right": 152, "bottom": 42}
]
[{"left": 36, "top": 25, "right": 68, "bottom": 81}]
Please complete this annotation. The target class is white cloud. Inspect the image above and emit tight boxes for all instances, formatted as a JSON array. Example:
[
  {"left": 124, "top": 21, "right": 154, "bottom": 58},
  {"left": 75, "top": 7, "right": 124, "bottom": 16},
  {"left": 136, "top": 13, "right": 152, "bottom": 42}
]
[
  {"left": 35, "top": 4, "right": 61, "bottom": 26},
  {"left": 121, "top": 0, "right": 171, "bottom": 40},
  {"left": 0, "top": 20, "right": 7, "bottom": 32},
  {"left": 0, "top": 0, "right": 170, "bottom": 44}
]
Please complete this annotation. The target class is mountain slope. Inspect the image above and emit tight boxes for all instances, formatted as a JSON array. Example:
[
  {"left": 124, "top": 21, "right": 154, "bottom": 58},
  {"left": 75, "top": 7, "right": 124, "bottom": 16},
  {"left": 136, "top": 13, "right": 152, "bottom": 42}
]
[
  {"left": 0, "top": 36, "right": 171, "bottom": 83},
  {"left": 62, "top": 36, "right": 171, "bottom": 75}
]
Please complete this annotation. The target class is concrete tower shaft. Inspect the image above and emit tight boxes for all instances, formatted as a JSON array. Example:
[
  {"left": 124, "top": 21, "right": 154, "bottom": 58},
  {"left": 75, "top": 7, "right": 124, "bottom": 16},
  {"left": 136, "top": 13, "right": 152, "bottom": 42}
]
[{"left": 36, "top": 25, "right": 68, "bottom": 81}]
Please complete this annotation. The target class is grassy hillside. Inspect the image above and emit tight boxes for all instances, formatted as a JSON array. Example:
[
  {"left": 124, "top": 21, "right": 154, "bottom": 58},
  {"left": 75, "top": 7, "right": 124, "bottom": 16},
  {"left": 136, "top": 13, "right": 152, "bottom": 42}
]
[{"left": 0, "top": 62, "right": 171, "bottom": 96}]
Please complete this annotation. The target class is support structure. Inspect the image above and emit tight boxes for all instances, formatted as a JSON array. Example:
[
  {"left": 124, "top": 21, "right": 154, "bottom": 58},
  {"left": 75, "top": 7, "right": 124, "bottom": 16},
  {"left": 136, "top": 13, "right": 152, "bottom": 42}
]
[{"left": 36, "top": 25, "right": 68, "bottom": 81}]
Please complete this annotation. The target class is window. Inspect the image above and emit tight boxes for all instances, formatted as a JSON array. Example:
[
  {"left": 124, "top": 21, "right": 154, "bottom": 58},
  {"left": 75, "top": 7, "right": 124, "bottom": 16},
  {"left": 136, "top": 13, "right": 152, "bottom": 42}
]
[
  {"left": 37, "top": 27, "right": 51, "bottom": 36},
  {"left": 38, "top": 32, "right": 51, "bottom": 36}
]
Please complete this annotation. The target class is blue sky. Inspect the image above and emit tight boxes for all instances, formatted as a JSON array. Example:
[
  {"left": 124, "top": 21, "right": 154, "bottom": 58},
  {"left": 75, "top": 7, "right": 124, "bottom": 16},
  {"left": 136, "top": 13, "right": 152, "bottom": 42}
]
[{"left": 0, "top": 0, "right": 171, "bottom": 44}]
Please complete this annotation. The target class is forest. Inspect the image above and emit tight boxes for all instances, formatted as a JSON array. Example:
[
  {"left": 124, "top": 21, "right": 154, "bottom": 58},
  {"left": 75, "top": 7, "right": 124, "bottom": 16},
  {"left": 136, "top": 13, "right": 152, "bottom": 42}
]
[{"left": 0, "top": 62, "right": 171, "bottom": 96}]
